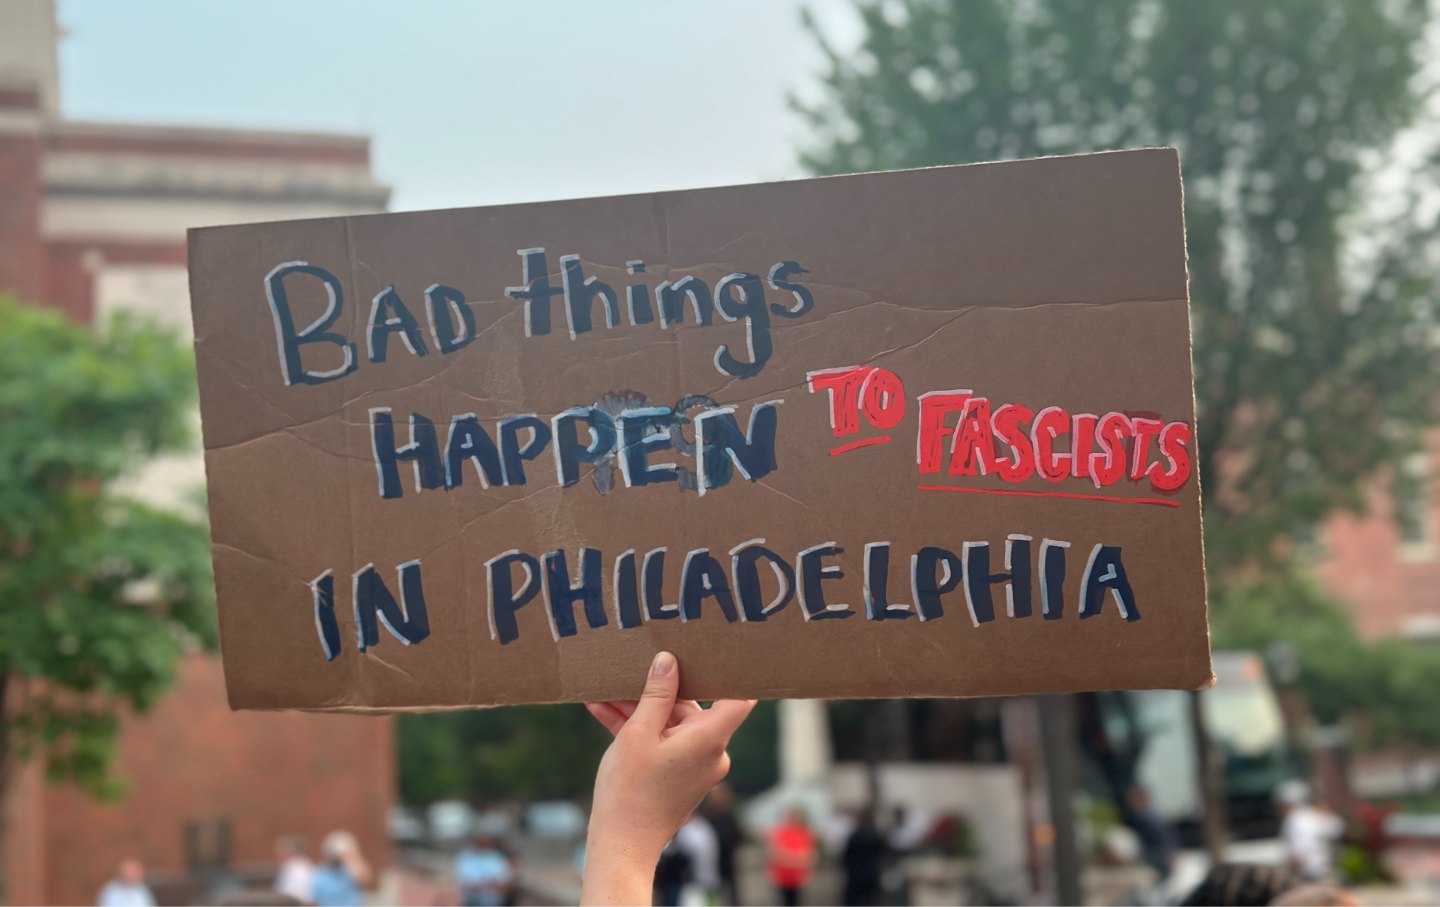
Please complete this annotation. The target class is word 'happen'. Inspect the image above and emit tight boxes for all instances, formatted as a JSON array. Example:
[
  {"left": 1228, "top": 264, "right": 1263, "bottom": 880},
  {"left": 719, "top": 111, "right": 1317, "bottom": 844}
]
[{"left": 368, "top": 396, "right": 781, "bottom": 499}]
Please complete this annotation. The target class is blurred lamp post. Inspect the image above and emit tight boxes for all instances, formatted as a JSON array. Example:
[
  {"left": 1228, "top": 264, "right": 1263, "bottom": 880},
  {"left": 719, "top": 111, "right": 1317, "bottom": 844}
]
[
  {"left": 778, "top": 699, "right": 832, "bottom": 786},
  {"left": 1037, "top": 695, "right": 1082, "bottom": 906},
  {"left": 1190, "top": 690, "right": 1229, "bottom": 860}
]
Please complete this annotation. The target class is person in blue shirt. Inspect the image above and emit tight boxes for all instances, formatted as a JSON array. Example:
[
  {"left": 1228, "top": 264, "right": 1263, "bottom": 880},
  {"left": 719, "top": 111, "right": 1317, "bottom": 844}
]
[
  {"left": 310, "top": 837, "right": 362, "bottom": 907},
  {"left": 455, "top": 834, "right": 515, "bottom": 907},
  {"left": 310, "top": 857, "right": 359, "bottom": 907}
]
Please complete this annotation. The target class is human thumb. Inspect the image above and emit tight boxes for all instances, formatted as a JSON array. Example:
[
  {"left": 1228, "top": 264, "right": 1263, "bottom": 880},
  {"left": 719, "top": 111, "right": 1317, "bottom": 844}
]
[{"left": 629, "top": 651, "right": 679, "bottom": 736}]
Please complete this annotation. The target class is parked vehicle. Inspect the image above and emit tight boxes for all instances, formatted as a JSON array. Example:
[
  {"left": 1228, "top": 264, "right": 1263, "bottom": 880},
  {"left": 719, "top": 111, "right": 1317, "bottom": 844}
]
[
  {"left": 388, "top": 806, "right": 426, "bottom": 846},
  {"left": 1090, "top": 651, "right": 1298, "bottom": 842},
  {"left": 473, "top": 808, "right": 514, "bottom": 838},
  {"left": 524, "top": 800, "right": 586, "bottom": 839},
  {"left": 427, "top": 800, "right": 475, "bottom": 846}
]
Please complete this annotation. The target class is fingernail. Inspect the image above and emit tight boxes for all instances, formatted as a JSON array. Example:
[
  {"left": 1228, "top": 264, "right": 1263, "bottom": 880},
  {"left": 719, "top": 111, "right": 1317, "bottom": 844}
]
[{"left": 651, "top": 651, "right": 676, "bottom": 677}]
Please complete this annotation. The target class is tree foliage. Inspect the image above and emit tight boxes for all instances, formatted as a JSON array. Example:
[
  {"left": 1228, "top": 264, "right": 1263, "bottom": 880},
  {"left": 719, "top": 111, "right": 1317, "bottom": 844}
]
[
  {"left": 399, "top": 706, "right": 611, "bottom": 805},
  {"left": 1212, "top": 575, "right": 1440, "bottom": 748},
  {"left": 398, "top": 700, "right": 779, "bottom": 806},
  {"left": 0, "top": 296, "right": 215, "bottom": 795},
  {"left": 794, "top": 0, "right": 1440, "bottom": 572},
  {"left": 402, "top": 1, "right": 1440, "bottom": 803}
]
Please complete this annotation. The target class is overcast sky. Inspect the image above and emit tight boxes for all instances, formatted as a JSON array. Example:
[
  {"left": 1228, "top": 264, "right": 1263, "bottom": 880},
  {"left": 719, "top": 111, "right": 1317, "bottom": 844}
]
[{"left": 57, "top": 0, "right": 858, "bottom": 212}]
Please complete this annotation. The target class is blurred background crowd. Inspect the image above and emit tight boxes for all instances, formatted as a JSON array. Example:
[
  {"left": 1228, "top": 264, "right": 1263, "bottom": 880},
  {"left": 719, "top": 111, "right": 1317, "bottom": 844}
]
[{"left": 2, "top": 0, "right": 1440, "bottom": 904}]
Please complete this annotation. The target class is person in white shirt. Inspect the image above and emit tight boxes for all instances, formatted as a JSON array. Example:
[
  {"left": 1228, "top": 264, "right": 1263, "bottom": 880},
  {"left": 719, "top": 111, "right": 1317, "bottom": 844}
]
[
  {"left": 97, "top": 859, "right": 155, "bottom": 907},
  {"left": 1280, "top": 787, "right": 1345, "bottom": 881},
  {"left": 274, "top": 836, "right": 316, "bottom": 904},
  {"left": 675, "top": 812, "right": 722, "bottom": 901}
]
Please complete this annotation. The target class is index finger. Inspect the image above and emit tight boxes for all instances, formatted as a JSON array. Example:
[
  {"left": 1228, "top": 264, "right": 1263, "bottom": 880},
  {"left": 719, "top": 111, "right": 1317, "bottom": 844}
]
[
  {"left": 612, "top": 698, "right": 704, "bottom": 727},
  {"left": 699, "top": 698, "right": 757, "bottom": 742},
  {"left": 585, "top": 701, "right": 629, "bottom": 737}
]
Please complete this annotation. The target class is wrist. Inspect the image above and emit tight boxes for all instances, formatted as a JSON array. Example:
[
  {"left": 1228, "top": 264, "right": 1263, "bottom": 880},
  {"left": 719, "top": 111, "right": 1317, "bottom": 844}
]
[
  {"left": 581, "top": 835, "right": 661, "bottom": 906},
  {"left": 585, "top": 830, "right": 663, "bottom": 873},
  {"left": 587, "top": 805, "right": 672, "bottom": 859}
]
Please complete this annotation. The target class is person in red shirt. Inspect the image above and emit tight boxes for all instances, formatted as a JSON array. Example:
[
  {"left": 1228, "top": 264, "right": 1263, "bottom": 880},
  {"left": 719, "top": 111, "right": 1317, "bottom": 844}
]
[{"left": 768, "top": 808, "right": 818, "bottom": 907}]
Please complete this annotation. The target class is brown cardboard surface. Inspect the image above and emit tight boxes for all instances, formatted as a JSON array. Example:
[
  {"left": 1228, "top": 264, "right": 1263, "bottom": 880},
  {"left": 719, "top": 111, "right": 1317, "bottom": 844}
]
[{"left": 188, "top": 149, "right": 1212, "bottom": 711}]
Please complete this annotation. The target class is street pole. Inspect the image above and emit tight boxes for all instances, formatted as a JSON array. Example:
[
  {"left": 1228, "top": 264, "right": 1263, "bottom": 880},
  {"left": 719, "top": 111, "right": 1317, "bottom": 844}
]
[
  {"left": 1037, "top": 694, "right": 1083, "bottom": 906},
  {"left": 1189, "top": 689, "right": 1229, "bottom": 860}
]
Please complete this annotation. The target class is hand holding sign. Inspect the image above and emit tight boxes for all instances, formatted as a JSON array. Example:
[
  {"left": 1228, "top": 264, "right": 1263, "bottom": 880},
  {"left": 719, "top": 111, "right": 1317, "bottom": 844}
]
[{"left": 581, "top": 651, "right": 756, "bottom": 906}]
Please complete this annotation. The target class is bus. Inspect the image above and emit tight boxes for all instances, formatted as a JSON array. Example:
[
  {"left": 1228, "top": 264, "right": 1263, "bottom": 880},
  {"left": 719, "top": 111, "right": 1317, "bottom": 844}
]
[{"left": 1090, "top": 651, "right": 1298, "bottom": 842}]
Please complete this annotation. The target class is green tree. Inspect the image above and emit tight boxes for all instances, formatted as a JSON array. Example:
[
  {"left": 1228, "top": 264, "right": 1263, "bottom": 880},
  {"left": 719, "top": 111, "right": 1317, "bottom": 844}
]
[
  {"left": 793, "top": 0, "right": 1440, "bottom": 858},
  {"left": 1213, "top": 574, "right": 1440, "bottom": 750},
  {"left": 794, "top": 0, "right": 1439, "bottom": 572},
  {"left": 398, "top": 700, "right": 781, "bottom": 806},
  {"left": 399, "top": 707, "right": 612, "bottom": 805},
  {"left": 1211, "top": 575, "right": 1381, "bottom": 726},
  {"left": 0, "top": 296, "right": 215, "bottom": 798}
]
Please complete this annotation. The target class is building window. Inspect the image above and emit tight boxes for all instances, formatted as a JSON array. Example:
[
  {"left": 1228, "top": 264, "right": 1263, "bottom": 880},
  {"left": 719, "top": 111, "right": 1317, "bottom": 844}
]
[
  {"left": 1402, "top": 615, "right": 1440, "bottom": 642},
  {"left": 184, "top": 818, "right": 231, "bottom": 872},
  {"left": 1292, "top": 520, "right": 1325, "bottom": 559},
  {"left": 1395, "top": 451, "right": 1437, "bottom": 562}
]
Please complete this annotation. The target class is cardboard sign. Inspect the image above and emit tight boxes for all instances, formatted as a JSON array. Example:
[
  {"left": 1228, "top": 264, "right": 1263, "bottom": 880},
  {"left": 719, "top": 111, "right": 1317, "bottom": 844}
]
[{"left": 189, "top": 148, "right": 1212, "bottom": 711}]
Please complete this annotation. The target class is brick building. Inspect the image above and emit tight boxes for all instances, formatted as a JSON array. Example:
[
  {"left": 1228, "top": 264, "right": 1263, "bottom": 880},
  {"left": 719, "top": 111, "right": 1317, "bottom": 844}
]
[
  {"left": 0, "top": 2, "right": 394, "bottom": 903},
  {"left": 5, "top": 661, "right": 396, "bottom": 906},
  {"left": 1314, "top": 440, "right": 1440, "bottom": 640}
]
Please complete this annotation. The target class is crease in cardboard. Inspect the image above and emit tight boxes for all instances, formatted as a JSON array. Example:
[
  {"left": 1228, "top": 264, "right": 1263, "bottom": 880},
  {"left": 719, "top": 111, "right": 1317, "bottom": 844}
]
[
  {"left": 339, "top": 217, "right": 366, "bottom": 709},
  {"left": 204, "top": 295, "right": 1186, "bottom": 459}
]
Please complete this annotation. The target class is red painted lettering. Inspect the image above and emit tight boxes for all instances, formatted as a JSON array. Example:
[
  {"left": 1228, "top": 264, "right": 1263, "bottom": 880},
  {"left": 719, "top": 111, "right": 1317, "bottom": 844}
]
[
  {"left": 859, "top": 367, "right": 906, "bottom": 429},
  {"left": 1031, "top": 406, "right": 1071, "bottom": 482},
  {"left": 1149, "top": 421, "right": 1193, "bottom": 492},
  {"left": 991, "top": 403, "right": 1035, "bottom": 483},
  {"left": 1090, "top": 412, "right": 1132, "bottom": 487},
  {"left": 917, "top": 390, "right": 972, "bottom": 475},
  {"left": 948, "top": 397, "right": 995, "bottom": 476},
  {"left": 806, "top": 366, "right": 870, "bottom": 437},
  {"left": 1071, "top": 412, "right": 1097, "bottom": 482},
  {"left": 1129, "top": 417, "right": 1164, "bottom": 481}
]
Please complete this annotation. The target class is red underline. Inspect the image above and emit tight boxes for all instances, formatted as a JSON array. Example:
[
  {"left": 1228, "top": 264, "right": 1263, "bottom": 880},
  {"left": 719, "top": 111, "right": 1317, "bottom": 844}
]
[
  {"left": 917, "top": 484, "right": 1181, "bottom": 508},
  {"left": 830, "top": 436, "right": 892, "bottom": 456}
]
